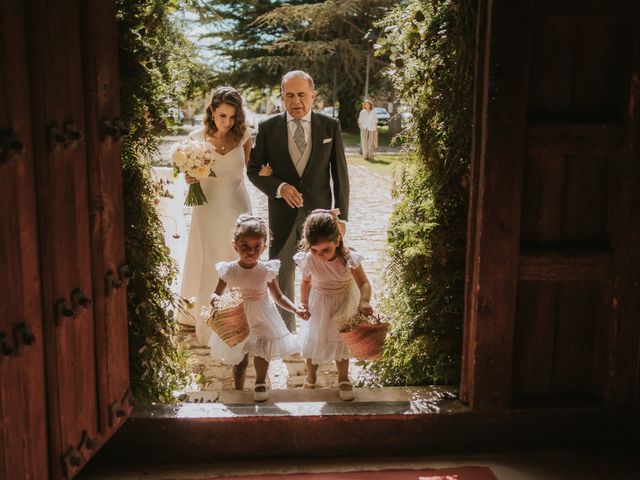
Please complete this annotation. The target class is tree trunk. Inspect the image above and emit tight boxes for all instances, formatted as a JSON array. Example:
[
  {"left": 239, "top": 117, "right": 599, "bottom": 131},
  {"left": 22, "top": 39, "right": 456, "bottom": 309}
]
[{"left": 337, "top": 88, "right": 358, "bottom": 132}]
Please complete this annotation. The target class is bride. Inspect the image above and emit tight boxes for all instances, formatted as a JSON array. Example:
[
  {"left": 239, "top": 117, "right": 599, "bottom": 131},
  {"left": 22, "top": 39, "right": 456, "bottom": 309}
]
[{"left": 177, "top": 86, "right": 270, "bottom": 345}]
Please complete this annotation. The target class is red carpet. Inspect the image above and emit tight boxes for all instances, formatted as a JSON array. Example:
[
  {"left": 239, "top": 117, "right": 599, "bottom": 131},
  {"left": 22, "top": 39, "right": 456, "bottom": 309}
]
[{"left": 211, "top": 466, "right": 497, "bottom": 480}]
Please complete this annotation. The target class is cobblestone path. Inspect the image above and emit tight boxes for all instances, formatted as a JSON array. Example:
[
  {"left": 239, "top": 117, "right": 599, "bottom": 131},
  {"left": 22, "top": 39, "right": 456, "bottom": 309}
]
[{"left": 154, "top": 128, "right": 395, "bottom": 401}]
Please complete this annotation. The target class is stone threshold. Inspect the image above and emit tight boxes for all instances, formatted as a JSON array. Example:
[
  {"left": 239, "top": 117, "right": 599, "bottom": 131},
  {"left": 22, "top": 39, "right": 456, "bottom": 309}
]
[{"left": 142, "top": 386, "right": 466, "bottom": 417}]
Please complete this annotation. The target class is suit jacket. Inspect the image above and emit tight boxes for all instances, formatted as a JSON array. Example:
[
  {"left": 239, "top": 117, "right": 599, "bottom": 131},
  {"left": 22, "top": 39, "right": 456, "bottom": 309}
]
[{"left": 247, "top": 111, "right": 349, "bottom": 258}]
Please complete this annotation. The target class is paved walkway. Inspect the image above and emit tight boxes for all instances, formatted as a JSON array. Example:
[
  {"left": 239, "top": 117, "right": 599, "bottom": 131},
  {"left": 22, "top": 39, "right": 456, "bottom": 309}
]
[{"left": 153, "top": 127, "right": 394, "bottom": 401}]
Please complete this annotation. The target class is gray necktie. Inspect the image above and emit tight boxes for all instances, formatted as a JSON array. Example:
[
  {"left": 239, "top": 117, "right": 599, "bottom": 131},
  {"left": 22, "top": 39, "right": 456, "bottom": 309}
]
[{"left": 293, "top": 119, "right": 306, "bottom": 154}]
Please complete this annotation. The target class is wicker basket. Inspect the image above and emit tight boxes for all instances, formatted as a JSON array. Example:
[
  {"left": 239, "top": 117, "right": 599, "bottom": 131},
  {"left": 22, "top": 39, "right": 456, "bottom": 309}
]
[
  {"left": 339, "top": 315, "right": 389, "bottom": 360},
  {"left": 206, "top": 302, "right": 249, "bottom": 347}
]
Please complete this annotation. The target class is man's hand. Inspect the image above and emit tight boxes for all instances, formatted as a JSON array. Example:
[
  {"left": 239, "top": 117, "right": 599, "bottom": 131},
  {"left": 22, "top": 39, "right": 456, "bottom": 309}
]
[{"left": 281, "top": 183, "right": 304, "bottom": 208}]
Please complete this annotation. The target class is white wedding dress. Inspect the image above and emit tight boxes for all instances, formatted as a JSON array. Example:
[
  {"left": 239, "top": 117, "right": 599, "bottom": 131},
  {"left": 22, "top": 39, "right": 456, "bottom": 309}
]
[{"left": 177, "top": 128, "right": 252, "bottom": 346}]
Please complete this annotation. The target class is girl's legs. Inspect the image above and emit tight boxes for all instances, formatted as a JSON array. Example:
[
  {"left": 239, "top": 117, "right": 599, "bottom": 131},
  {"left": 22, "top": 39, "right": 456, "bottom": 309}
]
[
  {"left": 336, "top": 358, "right": 354, "bottom": 400},
  {"left": 253, "top": 356, "right": 269, "bottom": 392},
  {"left": 232, "top": 354, "right": 249, "bottom": 390},
  {"left": 304, "top": 358, "right": 318, "bottom": 388},
  {"left": 336, "top": 358, "right": 350, "bottom": 386},
  {"left": 253, "top": 356, "right": 270, "bottom": 402}
]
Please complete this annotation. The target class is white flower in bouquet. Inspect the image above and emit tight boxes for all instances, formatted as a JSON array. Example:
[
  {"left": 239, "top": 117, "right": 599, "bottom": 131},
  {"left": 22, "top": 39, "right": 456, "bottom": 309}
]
[{"left": 171, "top": 139, "right": 217, "bottom": 206}]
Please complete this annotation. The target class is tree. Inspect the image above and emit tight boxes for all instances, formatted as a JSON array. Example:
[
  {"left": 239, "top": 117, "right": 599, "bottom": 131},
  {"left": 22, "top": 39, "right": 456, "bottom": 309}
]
[{"left": 192, "top": 0, "right": 396, "bottom": 130}]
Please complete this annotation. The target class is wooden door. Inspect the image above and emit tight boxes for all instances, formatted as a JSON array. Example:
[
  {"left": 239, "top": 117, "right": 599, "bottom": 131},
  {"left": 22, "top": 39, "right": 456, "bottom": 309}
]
[
  {"left": 22, "top": 0, "right": 131, "bottom": 477},
  {"left": 462, "top": 0, "right": 640, "bottom": 411},
  {"left": 0, "top": 1, "right": 49, "bottom": 478},
  {"left": 27, "top": 0, "right": 100, "bottom": 475},
  {"left": 81, "top": 0, "right": 133, "bottom": 444}
]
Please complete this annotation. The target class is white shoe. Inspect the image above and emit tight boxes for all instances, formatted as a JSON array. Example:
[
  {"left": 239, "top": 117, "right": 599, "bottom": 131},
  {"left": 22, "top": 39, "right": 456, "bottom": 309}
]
[
  {"left": 254, "top": 383, "right": 269, "bottom": 402},
  {"left": 338, "top": 381, "right": 355, "bottom": 401}
]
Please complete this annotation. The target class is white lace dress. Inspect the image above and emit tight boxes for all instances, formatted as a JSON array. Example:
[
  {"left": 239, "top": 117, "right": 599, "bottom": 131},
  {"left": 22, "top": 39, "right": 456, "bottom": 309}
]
[
  {"left": 208, "top": 260, "right": 300, "bottom": 365},
  {"left": 294, "top": 250, "right": 362, "bottom": 364},
  {"left": 177, "top": 128, "right": 252, "bottom": 346}
]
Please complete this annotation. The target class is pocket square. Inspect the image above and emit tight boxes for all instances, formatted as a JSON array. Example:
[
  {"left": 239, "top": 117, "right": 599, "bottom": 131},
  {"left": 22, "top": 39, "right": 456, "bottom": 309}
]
[{"left": 323, "top": 138, "right": 333, "bottom": 144}]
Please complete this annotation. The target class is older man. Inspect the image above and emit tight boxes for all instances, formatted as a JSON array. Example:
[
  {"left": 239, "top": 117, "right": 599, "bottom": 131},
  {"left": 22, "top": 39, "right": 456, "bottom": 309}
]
[{"left": 247, "top": 70, "right": 349, "bottom": 331}]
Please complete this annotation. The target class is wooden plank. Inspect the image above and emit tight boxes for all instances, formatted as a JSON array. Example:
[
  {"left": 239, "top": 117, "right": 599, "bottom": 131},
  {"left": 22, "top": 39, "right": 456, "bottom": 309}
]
[
  {"left": 561, "top": 154, "right": 609, "bottom": 245},
  {"left": 512, "top": 282, "right": 557, "bottom": 397},
  {"left": 26, "top": 0, "right": 99, "bottom": 477},
  {"left": 461, "top": 0, "right": 490, "bottom": 405},
  {"left": 601, "top": 19, "right": 640, "bottom": 407},
  {"left": 0, "top": 1, "right": 49, "bottom": 478},
  {"left": 462, "top": 0, "right": 531, "bottom": 411},
  {"left": 81, "top": 0, "right": 131, "bottom": 446},
  {"left": 551, "top": 283, "right": 599, "bottom": 397},
  {"left": 518, "top": 250, "right": 612, "bottom": 282},
  {"left": 519, "top": 151, "right": 565, "bottom": 245},
  {"left": 533, "top": 0, "right": 639, "bottom": 17},
  {"left": 527, "top": 17, "right": 576, "bottom": 122},
  {"left": 571, "top": 18, "right": 631, "bottom": 123},
  {"left": 526, "top": 123, "right": 625, "bottom": 154}
]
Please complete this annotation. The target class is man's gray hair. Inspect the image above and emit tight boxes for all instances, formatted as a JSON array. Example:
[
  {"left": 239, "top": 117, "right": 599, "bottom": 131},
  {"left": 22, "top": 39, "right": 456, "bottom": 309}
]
[{"left": 280, "top": 70, "right": 316, "bottom": 93}]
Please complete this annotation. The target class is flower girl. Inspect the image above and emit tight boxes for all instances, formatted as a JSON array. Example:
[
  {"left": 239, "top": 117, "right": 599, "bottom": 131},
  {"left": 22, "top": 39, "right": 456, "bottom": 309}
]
[
  {"left": 208, "top": 215, "right": 309, "bottom": 401},
  {"left": 294, "top": 209, "right": 374, "bottom": 401}
]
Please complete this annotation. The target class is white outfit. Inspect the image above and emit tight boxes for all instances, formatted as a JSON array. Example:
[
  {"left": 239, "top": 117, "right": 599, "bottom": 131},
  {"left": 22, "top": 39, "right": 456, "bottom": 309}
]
[
  {"left": 294, "top": 250, "right": 362, "bottom": 364},
  {"left": 358, "top": 109, "right": 378, "bottom": 160},
  {"left": 208, "top": 260, "right": 299, "bottom": 365},
  {"left": 177, "top": 128, "right": 252, "bottom": 346}
]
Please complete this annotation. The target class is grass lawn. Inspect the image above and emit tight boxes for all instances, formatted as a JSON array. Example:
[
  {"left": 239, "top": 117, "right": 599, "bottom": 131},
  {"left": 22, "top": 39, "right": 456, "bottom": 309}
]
[
  {"left": 342, "top": 126, "right": 401, "bottom": 149},
  {"left": 346, "top": 153, "right": 406, "bottom": 178}
]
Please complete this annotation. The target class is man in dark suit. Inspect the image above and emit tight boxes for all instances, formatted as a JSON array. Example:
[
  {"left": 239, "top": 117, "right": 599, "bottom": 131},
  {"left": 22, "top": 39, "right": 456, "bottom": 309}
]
[{"left": 247, "top": 70, "right": 349, "bottom": 332}]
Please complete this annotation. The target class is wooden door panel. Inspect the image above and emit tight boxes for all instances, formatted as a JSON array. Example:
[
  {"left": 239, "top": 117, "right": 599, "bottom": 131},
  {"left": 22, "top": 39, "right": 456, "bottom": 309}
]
[
  {"left": 81, "top": 0, "right": 132, "bottom": 439},
  {"left": 528, "top": 17, "right": 631, "bottom": 122},
  {"left": 511, "top": 6, "right": 639, "bottom": 405},
  {"left": 26, "top": 0, "right": 99, "bottom": 477},
  {"left": 0, "top": 1, "right": 49, "bottom": 478},
  {"left": 464, "top": 0, "right": 639, "bottom": 411}
]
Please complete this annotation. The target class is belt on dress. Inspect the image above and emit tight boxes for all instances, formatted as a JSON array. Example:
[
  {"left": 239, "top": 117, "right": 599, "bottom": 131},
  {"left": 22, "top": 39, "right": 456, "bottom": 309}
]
[
  {"left": 240, "top": 288, "right": 268, "bottom": 301},
  {"left": 313, "top": 280, "right": 354, "bottom": 295}
]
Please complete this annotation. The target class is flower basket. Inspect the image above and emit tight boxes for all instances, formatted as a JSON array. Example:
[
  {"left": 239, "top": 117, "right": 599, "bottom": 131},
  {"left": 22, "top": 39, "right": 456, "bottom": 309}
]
[
  {"left": 206, "top": 303, "right": 249, "bottom": 347},
  {"left": 338, "top": 313, "right": 389, "bottom": 360},
  {"left": 203, "top": 291, "right": 249, "bottom": 347}
]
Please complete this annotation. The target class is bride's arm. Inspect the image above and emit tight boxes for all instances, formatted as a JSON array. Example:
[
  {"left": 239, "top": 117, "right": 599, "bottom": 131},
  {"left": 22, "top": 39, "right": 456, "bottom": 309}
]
[{"left": 243, "top": 136, "right": 253, "bottom": 166}]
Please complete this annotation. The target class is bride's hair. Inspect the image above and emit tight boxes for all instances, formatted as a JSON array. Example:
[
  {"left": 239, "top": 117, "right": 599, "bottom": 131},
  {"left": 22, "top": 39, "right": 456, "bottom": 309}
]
[
  {"left": 233, "top": 214, "right": 269, "bottom": 244},
  {"left": 204, "top": 86, "right": 247, "bottom": 144}
]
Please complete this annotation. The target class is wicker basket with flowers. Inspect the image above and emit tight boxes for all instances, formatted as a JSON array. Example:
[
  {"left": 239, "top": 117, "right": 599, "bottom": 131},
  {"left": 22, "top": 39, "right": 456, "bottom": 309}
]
[
  {"left": 202, "top": 290, "right": 249, "bottom": 347},
  {"left": 338, "top": 312, "right": 389, "bottom": 360}
]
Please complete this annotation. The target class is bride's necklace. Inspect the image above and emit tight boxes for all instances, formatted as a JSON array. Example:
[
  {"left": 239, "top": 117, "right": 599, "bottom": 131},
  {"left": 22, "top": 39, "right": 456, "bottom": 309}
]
[{"left": 211, "top": 133, "right": 234, "bottom": 152}]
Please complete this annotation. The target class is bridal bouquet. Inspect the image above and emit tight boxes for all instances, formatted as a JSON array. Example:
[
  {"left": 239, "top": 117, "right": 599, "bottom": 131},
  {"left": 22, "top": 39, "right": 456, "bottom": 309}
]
[{"left": 171, "top": 140, "right": 216, "bottom": 206}]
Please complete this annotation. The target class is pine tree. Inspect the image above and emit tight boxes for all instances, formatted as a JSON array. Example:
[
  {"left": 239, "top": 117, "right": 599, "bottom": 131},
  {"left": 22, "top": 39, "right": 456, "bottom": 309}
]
[{"left": 191, "top": 0, "right": 396, "bottom": 130}]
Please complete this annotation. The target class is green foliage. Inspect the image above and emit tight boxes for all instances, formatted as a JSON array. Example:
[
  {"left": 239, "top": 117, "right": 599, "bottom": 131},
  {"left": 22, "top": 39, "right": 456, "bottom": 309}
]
[
  {"left": 116, "top": 0, "right": 197, "bottom": 402},
  {"left": 192, "top": 0, "right": 396, "bottom": 130},
  {"left": 365, "top": 0, "right": 475, "bottom": 386}
]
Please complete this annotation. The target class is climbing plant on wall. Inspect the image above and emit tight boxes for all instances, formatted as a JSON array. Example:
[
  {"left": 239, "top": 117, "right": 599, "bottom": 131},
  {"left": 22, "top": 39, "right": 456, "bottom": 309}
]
[
  {"left": 368, "top": 0, "right": 475, "bottom": 385},
  {"left": 116, "top": 0, "right": 198, "bottom": 402}
]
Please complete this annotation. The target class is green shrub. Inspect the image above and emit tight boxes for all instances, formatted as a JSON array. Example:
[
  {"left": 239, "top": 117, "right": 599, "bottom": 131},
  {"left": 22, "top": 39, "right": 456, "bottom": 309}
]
[
  {"left": 367, "top": 0, "right": 475, "bottom": 386},
  {"left": 116, "top": 0, "right": 196, "bottom": 402}
]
